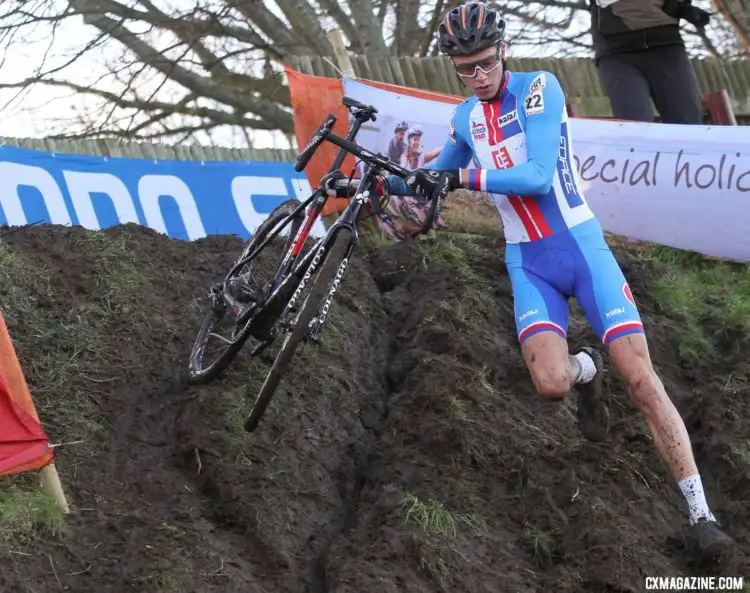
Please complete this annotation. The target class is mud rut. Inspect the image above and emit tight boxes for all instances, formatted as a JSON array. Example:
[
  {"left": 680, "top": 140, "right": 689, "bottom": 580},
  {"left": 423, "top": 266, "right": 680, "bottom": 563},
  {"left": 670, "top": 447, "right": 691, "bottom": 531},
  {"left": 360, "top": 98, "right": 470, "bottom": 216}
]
[
  {"left": 175, "top": 238, "right": 453, "bottom": 593},
  {"left": 0, "top": 225, "right": 747, "bottom": 593}
]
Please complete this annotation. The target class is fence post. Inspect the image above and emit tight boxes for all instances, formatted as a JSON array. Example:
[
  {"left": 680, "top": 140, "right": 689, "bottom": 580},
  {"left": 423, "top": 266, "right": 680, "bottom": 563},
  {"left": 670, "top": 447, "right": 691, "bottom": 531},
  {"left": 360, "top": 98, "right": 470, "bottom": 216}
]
[
  {"left": 328, "top": 29, "right": 356, "bottom": 80},
  {"left": 566, "top": 102, "right": 581, "bottom": 118},
  {"left": 702, "top": 90, "right": 738, "bottom": 125}
]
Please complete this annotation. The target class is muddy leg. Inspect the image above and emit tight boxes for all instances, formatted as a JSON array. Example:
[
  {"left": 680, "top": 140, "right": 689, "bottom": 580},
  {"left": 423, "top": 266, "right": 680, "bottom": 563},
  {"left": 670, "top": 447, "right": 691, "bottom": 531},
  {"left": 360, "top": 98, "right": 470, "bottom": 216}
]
[
  {"left": 608, "top": 333, "right": 696, "bottom": 481},
  {"left": 521, "top": 331, "right": 592, "bottom": 400},
  {"left": 608, "top": 332, "right": 734, "bottom": 556}
]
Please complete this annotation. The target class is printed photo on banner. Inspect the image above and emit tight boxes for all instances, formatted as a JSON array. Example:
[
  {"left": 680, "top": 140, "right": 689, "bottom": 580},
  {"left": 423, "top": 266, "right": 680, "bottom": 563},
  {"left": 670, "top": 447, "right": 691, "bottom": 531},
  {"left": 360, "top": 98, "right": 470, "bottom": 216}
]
[
  {"left": 345, "top": 97, "right": 454, "bottom": 241},
  {"left": 355, "top": 114, "right": 449, "bottom": 170}
]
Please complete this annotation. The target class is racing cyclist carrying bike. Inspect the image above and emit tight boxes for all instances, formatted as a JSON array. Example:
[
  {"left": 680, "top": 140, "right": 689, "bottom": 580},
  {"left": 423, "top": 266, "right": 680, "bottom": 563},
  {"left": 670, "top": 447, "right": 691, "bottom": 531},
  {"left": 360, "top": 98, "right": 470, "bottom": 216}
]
[{"left": 378, "top": 1, "right": 734, "bottom": 558}]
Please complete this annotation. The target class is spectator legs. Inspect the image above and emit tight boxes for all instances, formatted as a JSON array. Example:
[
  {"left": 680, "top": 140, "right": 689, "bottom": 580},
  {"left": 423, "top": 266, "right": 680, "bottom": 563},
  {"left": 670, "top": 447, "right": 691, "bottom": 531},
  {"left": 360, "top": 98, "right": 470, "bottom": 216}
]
[
  {"left": 645, "top": 45, "right": 703, "bottom": 125},
  {"left": 596, "top": 45, "right": 703, "bottom": 124},
  {"left": 596, "top": 53, "right": 655, "bottom": 122}
]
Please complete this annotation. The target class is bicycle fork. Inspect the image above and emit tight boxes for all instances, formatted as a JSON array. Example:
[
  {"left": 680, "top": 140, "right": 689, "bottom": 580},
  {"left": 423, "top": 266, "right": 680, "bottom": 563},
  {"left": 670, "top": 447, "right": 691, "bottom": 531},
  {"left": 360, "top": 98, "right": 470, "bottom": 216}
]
[
  {"left": 280, "top": 235, "right": 355, "bottom": 343},
  {"left": 307, "top": 253, "right": 350, "bottom": 343}
]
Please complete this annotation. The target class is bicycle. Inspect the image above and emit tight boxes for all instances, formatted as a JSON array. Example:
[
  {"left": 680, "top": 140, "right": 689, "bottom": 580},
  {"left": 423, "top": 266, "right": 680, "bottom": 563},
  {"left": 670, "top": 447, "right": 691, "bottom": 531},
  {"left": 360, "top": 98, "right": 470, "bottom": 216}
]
[{"left": 187, "top": 96, "right": 453, "bottom": 432}]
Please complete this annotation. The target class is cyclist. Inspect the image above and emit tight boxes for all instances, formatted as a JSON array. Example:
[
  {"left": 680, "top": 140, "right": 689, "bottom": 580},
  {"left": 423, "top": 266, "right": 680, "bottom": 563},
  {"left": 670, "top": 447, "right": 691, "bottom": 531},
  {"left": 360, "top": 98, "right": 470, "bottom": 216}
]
[
  {"left": 400, "top": 127, "right": 441, "bottom": 169},
  {"left": 387, "top": 120, "right": 409, "bottom": 163},
  {"left": 383, "top": 1, "right": 734, "bottom": 558}
]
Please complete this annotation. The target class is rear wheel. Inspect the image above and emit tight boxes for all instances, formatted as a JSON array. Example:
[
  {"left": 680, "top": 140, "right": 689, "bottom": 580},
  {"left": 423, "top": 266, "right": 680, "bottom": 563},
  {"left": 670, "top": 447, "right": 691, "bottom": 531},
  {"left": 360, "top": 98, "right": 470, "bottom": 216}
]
[
  {"left": 244, "top": 229, "right": 352, "bottom": 431},
  {"left": 187, "top": 199, "right": 309, "bottom": 384}
]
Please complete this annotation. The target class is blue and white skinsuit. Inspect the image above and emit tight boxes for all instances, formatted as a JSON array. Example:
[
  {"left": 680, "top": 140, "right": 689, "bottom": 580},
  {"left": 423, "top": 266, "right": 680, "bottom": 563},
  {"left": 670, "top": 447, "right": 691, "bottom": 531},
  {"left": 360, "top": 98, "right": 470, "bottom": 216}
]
[{"left": 388, "top": 70, "right": 645, "bottom": 348}]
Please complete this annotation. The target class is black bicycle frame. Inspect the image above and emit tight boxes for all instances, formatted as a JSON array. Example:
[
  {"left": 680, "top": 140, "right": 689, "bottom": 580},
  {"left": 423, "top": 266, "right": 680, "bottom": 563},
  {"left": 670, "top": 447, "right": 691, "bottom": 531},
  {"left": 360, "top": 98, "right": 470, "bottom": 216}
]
[
  {"left": 259, "top": 126, "right": 422, "bottom": 316},
  {"left": 222, "top": 106, "right": 374, "bottom": 301},
  {"left": 276, "top": 165, "right": 381, "bottom": 338}
]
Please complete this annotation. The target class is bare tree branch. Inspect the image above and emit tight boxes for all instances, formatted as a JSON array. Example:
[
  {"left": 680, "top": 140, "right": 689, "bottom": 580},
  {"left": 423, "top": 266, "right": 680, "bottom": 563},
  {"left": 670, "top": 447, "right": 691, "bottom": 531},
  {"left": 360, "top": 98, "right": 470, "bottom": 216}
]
[
  {"left": 0, "top": 77, "right": 282, "bottom": 130},
  {"left": 229, "top": 0, "right": 310, "bottom": 55},
  {"left": 711, "top": 0, "right": 749, "bottom": 55},
  {"left": 346, "top": 0, "right": 389, "bottom": 53},
  {"left": 274, "top": 0, "right": 330, "bottom": 54},
  {"left": 0, "top": 0, "right": 741, "bottom": 148},
  {"left": 418, "top": 0, "right": 445, "bottom": 57},
  {"left": 315, "top": 0, "right": 360, "bottom": 52}
]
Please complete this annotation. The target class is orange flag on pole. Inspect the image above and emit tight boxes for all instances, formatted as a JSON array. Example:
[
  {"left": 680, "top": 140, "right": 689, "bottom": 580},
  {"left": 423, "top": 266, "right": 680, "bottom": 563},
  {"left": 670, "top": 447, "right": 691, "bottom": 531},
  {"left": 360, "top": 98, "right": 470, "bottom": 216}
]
[{"left": 0, "top": 311, "right": 53, "bottom": 476}]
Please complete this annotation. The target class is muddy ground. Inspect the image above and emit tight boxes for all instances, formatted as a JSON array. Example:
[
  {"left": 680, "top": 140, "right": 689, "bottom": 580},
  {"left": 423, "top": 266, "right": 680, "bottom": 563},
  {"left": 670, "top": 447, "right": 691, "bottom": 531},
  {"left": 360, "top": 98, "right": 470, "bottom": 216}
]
[{"left": 0, "top": 223, "right": 747, "bottom": 593}]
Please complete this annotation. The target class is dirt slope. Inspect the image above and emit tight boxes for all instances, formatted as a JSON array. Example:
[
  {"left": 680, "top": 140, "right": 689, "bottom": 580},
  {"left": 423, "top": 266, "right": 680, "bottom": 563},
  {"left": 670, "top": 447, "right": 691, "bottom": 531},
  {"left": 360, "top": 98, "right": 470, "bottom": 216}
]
[{"left": 0, "top": 223, "right": 747, "bottom": 593}]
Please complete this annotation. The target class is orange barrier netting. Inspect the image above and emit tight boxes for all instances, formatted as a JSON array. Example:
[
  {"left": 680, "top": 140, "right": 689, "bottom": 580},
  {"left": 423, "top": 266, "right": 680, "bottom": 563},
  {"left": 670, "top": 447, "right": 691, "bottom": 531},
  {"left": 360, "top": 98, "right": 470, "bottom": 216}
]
[
  {"left": 285, "top": 66, "right": 352, "bottom": 216},
  {"left": 0, "top": 311, "right": 53, "bottom": 477}
]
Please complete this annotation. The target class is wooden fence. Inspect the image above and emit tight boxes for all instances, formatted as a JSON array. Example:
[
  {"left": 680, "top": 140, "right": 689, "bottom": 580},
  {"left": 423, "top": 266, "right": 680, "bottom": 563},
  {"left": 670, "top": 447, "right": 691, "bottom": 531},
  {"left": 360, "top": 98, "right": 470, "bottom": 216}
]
[
  {"left": 0, "top": 135, "right": 298, "bottom": 163},
  {"left": 287, "top": 54, "right": 750, "bottom": 120},
  {"left": 3, "top": 53, "right": 747, "bottom": 161}
]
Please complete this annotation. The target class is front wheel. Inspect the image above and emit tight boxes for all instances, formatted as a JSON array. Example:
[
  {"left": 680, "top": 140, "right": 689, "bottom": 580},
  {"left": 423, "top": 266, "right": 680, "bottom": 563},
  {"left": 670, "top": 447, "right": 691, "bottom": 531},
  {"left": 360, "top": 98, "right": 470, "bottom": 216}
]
[
  {"left": 244, "top": 228, "right": 353, "bottom": 431},
  {"left": 187, "top": 199, "right": 307, "bottom": 385}
]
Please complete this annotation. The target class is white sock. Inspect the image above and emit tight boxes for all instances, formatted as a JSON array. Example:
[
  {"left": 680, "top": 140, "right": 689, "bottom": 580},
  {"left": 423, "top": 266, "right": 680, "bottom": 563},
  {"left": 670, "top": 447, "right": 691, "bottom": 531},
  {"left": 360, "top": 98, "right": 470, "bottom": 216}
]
[
  {"left": 573, "top": 351, "right": 597, "bottom": 384},
  {"left": 678, "top": 474, "right": 716, "bottom": 525}
]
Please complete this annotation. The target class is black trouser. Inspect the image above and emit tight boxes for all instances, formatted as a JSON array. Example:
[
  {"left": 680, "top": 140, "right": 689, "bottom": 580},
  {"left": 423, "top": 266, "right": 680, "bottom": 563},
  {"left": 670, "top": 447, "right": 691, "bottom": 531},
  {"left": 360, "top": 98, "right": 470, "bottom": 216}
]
[{"left": 596, "top": 44, "right": 703, "bottom": 124}]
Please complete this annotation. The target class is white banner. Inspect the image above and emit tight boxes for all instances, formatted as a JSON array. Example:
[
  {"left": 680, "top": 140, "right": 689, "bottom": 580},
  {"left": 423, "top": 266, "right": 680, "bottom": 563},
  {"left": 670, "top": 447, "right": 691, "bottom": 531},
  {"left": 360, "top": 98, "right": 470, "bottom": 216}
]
[{"left": 343, "top": 79, "right": 750, "bottom": 263}]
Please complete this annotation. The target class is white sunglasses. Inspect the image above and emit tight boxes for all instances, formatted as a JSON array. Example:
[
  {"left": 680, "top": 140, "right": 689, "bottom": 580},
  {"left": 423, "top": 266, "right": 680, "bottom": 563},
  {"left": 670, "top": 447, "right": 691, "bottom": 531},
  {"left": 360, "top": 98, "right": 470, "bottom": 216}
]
[{"left": 453, "top": 49, "right": 502, "bottom": 78}]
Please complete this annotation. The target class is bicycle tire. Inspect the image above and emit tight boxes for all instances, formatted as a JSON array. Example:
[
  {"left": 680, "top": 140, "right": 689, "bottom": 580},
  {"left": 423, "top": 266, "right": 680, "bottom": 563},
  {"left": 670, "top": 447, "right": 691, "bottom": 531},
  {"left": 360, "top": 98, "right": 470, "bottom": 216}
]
[
  {"left": 244, "top": 228, "right": 352, "bottom": 432},
  {"left": 187, "top": 199, "right": 305, "bottom": 385}
]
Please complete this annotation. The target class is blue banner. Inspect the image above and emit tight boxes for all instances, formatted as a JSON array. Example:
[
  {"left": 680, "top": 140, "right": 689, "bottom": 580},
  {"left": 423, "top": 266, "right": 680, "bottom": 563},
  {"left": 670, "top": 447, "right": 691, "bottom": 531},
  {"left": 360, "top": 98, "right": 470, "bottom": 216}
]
[{"left": 0, "top": 144, "right": 326, "bottom": 241}]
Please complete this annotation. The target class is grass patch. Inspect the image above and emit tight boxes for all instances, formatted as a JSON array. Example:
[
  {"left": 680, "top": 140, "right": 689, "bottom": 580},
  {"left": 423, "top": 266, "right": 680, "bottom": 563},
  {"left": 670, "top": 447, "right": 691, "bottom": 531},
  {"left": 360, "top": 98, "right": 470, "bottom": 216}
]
[
  {"left": 0, "top": 242, "right": 53, "bottom": 329},
  {"left": 641, "top": 245, "right": 750, "bottom": 359},
  {"left": 523, "top": 522, "right": 558, "bottom": 567},
  {"left": 317, "top": 304, "right": 357, "bottom": 354},
  {"left": 423, "top": 236, "right": 470, "bottom": 269},
  {"left": 214, "top": 377, "right": 262, "bottom": 446},
  {"left": 443, "top": 190, "right": 501, "bottom": 236},
  {"left": 403, "top": 492, "right": 457, "bottom": 538},
  {"left": 731, "top": 440, "right": 750, "bottom": 466},
  {"left": 422, "top": 231, "right": 489, "bottom": 271},
  {"left": 72, "top": 230, "right": 149, "bottom": 314},
  {"left": 427, "top": 259, "right": 496, "bottom": 342},
  {"left": 421, "top": 233, "right": 494, "bottom": 308},
  {"left": 448, "top": 395, "right": 468, "bottom": 421},
  {"left": 0, "top": 479, "right": 66, "bottom": 550},
  {"left": 225, "top": 388, "right": 250, "bottom": 439},
  {"left": 418, "top": 551, "right": 451, "bottom": 590},
  {"left": 403, "top": 492, "right": 489, "bottom": 539}
]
